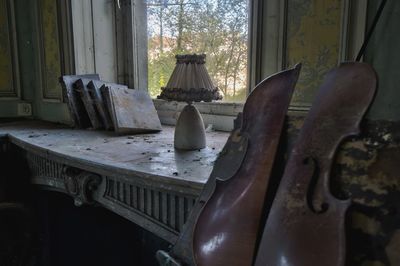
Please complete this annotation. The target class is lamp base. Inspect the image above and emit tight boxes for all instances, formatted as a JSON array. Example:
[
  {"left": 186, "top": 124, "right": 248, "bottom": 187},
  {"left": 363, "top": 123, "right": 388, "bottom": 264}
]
[{"left": 174, "top": 104, "right": 206, "bottom": 150}]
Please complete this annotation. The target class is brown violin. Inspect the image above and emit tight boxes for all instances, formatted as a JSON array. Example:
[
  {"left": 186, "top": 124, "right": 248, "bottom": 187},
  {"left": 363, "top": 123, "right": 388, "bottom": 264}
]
[
  {"left": 254, "top": 62, "right": 377, "bottom": 266},
  {"left": 191, "top": 64, "right": 301, "bottom": 266}
]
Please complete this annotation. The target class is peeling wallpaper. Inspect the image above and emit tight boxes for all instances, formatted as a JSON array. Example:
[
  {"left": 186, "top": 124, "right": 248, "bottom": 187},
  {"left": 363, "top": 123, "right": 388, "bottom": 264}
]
[
  {"left": 40, "top": 0, "right": 62, "bottom": 100},
  {"left": 0, "top": 0, "right": 15, "bottom": 95},
  {"left": 286, "top": 0, "right": 342, "bottom": 107}
]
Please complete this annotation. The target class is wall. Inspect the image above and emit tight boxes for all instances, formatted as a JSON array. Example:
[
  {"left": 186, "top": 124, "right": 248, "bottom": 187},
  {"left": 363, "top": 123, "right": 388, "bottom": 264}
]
[
  {"left": 286, "top": 0, "right": 342, "bottom": 108},
  {"left": 282, "top": 0, "right": 400, "bottom": 122}
]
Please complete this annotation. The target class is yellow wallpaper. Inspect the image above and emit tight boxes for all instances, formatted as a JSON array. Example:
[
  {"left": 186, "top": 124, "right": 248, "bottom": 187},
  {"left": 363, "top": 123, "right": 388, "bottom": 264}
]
[
  {"left": 40, "top": 0, "right": 62, "bottom": 100},
  {"left": 286, "top": 0, "right": 342, "bottom": 107},
  {"left": 0, "top": 0, "right": 15, "bottom": 96}
]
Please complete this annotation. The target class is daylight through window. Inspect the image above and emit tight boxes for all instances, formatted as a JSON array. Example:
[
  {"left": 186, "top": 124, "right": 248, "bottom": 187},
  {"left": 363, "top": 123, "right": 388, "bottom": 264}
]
[{"left": 147, "top": 0, "right": 249, "bottom": 102}]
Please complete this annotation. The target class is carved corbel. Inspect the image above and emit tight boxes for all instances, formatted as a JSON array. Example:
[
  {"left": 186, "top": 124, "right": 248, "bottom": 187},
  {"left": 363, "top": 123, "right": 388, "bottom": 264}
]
[{"left": 62, "top": 166, "right": 102, "bottom": 206}]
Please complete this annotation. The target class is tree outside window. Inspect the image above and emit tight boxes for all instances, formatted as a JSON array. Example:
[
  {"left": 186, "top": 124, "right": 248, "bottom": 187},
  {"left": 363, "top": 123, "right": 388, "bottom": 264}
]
[{"left": 147, "top": 0, "right": 248, "bottom": 102}]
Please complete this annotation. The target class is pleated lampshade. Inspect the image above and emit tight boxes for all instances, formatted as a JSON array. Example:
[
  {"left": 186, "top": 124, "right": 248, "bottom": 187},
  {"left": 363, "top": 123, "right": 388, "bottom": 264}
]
[{"left": 158, "top": 54, "right": 222, "bottom": 103}]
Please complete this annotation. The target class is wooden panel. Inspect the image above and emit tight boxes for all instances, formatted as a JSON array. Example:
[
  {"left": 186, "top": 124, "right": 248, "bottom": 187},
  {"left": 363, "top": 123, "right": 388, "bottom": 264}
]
[
  {"left": 339, "top": 0, "right": 367, "bottom": 62},
  {"left": 0, "top": 0, "right": 18, "bottom": 98},
  {"left": 286, "top": 0, "right": 342, "bottom": 108},
  {"left": 38, "top": 0, "right": 62, "bottom": 101},
  {"left": 249, "top": 0, "right": 287, "bottom": 88},
  {"left": 71, "top": 0, "right": 96, "bottom": 75},
  {"left": 70, "top": 0, "right": 147, "bottom": 88},
  {"left": 92, "top": 0, "right": 118, "bottom": 82},
  {"left": 130, "top": 0, "right": 148, "bottom": 90}
]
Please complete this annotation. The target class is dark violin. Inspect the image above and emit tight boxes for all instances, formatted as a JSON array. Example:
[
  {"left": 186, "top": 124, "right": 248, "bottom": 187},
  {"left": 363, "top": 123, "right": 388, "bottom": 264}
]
[{"left": 191, "top": 64, "right": 301, "bottom": 266}]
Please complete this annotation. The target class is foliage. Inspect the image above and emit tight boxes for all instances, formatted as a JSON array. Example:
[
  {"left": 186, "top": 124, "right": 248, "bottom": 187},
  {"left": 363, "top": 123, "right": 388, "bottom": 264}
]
[{"left": 147, "top": 0, "right": 248, "bottom": 102}]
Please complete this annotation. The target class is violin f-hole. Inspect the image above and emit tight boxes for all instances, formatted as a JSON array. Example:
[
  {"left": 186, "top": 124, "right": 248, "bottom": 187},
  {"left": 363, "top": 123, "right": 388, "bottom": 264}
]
[{"left": 303, "top": 157, "right": 329, "bottom": 214}]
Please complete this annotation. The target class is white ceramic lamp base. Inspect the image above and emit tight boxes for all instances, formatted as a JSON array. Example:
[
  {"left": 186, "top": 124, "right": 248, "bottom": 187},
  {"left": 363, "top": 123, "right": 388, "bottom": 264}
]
[{"left": 174, "top": 104, "right": 206, "bottom": 150}]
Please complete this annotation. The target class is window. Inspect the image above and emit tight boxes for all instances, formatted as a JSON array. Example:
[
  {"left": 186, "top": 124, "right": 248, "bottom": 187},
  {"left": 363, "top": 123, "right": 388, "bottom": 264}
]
[
  {"left": 7, "top": 0, "right": 364, "bottom": 130},
  {"left": 146, "top": 0, "right": 287, "bottom": 131},
  {"left": 147, "top": 0, "right": 249, "bottom": 102}
]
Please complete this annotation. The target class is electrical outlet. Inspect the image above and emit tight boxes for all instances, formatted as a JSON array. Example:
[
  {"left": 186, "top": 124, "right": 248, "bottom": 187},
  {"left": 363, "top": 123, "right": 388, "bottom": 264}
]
[{"left": 17, "top": 102, "right": 32, "bottom": 116}]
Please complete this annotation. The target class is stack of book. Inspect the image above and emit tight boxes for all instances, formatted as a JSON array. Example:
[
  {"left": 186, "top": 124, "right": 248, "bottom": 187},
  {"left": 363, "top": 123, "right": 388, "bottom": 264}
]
[{"left": 59, "top": 75, "right": 162, "bottom": 134}]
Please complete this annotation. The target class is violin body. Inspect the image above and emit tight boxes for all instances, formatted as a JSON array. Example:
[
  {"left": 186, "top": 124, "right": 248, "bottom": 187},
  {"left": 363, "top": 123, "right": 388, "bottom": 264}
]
[
  {"left": 254, "top": 62, "right": 377, "bottom": 266},
  {"left": 191, "top": 65, "right": 301, "bottom": 266}
]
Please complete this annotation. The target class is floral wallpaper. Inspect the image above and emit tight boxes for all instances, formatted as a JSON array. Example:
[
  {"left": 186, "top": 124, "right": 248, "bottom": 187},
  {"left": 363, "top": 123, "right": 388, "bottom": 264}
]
[
  {"left": 40, "top": 0, "right": 62, "bottom": 100},
  {"left": 286, "top": 0, "right": 342, "bottom": 107}
]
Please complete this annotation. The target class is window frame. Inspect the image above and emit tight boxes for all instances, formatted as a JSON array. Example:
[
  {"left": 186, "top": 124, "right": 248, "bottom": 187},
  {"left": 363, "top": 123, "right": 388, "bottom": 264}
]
[
  {"left": 152, "top": 0, "right": 288, "bottom": 131},
  {"left": 65, "top": 0, "right": 368, "bottom": 131}
]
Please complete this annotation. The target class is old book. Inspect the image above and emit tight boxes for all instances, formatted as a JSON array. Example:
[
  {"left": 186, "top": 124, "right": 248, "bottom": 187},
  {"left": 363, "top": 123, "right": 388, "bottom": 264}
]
[
  {"left": 75, "top": 78, "right": 103, "bottom": 129},
  {"left": 100, "top": 85, "right": 162, "bottom": 134},
  {"left": 87, "top": 80, "right": 127, "bottom": 130},
  {"left": 59, "top": 74, "right": 100, "bottom": 128}
]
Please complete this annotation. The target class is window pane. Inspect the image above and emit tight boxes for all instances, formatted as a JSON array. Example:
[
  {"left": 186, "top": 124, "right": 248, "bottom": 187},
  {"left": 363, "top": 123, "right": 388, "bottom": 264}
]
[{"left": 147, "top": 0, "right": 248, "bottom": 102}]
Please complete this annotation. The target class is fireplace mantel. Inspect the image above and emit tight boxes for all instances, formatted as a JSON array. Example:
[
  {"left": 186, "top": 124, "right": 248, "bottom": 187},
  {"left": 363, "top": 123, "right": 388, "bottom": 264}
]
[{"left": 0, "top": 121, "right": 228, "bottom": 243}]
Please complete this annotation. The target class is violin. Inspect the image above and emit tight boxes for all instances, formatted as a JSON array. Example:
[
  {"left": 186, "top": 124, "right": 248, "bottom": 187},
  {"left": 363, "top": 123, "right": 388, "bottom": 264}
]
[
  {"left": 254, "top": 62, "right": 377, "bottom": 266},
  {"left": 191, "top": 64, "right": 301, "bottom": 266}
]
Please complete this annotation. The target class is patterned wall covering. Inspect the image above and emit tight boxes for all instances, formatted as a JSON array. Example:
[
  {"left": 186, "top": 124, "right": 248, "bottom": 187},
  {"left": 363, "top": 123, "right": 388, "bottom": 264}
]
[
  {"left": 286, "top": 0, "right": 342, "bottom": 107},
  {"left": 0, "top": 0, "right": 17, "bottom": 97},
  {"left": 39, "top": 0, "right": 62, "bottom": 101}
]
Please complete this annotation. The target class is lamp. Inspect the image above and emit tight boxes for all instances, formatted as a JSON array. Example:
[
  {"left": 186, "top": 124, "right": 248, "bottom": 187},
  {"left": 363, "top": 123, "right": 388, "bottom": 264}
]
[{"left": 158, "top": 54, "right": 222, "bottom": 150}]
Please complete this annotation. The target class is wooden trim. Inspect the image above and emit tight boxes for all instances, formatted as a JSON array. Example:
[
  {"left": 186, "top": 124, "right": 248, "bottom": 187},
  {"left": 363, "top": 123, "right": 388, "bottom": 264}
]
[
  {"left": 117, "top": 0, "right": 148, "bottom": 90},
  {"left": 8, "top": 0, "right": 20, "bottom": 99},
  {"left": 261, "top": 0, "right": 287, "bottom": 74},
  {"left": 131, "top": 0, "right": 148, "bottom": 90},
  {"left": 0, "top": 0, "right": 20, "bottom": 99},
  {"left": 116, "top": 1, "right": 125, "bottom": 84},
  {"left": 248, "top": 0, "right": 287, "bottom": 90},
  {"left": 71, "top": 0, "right": 96, "bottom": 75},
  {"left": 36, "top": 0, "right": 63, "bottom": 102},
  {"left": 70, "top": 0, "right": 146, "bottom": 86},
  {"left": 248, "top": 0, "right": 261, "bottom": 91},
  {"left": 339, "top": 0, "right": 368, "bottom": 62},
  {"left": 57, "top": 0, "right": 75, "bottom": 76},
  {"left": 91, "top": 0, "right": 118, "bottom": 82}
]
